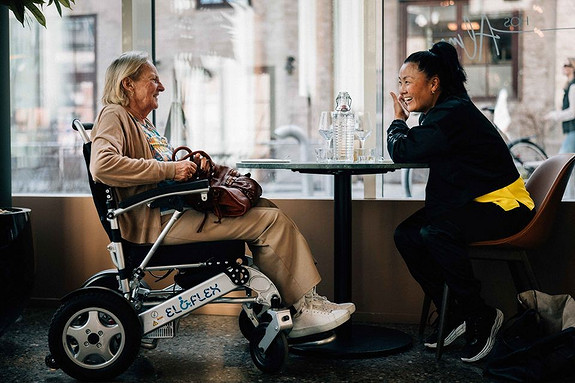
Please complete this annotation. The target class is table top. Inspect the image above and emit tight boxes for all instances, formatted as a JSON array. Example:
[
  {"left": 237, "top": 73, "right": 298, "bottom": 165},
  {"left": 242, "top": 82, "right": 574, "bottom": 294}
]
[{"left": 236, "top": 159, "right": 428, "bottom": 175}]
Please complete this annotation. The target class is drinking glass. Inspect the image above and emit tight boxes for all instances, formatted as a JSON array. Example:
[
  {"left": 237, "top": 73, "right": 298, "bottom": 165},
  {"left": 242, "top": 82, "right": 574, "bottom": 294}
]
[
  {"left": 315, "top": 147, "right": 332, "bottom": 163},
  {"left": 355, "top": 112, "right": 372, "bottom": 149},
  {"left": 318, "top": 111, "right": 333, "bottom": 158}
]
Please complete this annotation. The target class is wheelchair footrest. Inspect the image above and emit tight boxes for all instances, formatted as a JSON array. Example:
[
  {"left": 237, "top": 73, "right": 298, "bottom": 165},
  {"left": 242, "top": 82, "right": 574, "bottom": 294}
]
[
  {"left": 143, "top": 318, "right": 179, "bottom": 339},
  {"left": 288, "top": 330, "right": 337, "bottom": 347}
]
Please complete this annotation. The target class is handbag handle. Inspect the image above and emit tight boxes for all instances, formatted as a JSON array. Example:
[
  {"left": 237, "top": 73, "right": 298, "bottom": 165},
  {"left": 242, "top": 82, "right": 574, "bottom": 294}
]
[{"left": 172, "top": 146, "right": 215, "bottom": 179}]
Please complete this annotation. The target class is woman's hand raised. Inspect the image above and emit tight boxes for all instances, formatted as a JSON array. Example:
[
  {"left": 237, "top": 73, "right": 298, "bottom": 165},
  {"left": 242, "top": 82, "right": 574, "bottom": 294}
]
[{"left": 390, "top": 92, "right": 409, "bottom": 121}]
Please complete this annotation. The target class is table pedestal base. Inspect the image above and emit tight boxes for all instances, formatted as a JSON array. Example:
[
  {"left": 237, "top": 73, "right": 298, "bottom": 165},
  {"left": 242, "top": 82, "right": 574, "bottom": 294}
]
[{"left": 290, "top": 323, "right": 412, "bottom": 358}]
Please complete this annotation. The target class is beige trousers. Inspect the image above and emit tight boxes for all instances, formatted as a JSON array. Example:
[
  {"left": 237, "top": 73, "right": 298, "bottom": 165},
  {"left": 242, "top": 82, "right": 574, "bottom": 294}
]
[{"left": 161, "top": 198, "right": 321, "bottom": 306}]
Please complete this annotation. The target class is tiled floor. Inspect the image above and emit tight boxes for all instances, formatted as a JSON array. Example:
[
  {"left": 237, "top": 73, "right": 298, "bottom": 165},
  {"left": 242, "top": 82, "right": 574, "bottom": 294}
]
[{"left": 0, "top": 305, "right": 571, "bottom": 383}]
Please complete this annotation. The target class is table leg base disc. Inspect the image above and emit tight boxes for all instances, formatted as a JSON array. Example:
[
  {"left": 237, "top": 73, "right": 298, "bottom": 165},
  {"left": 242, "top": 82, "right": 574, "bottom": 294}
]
[{"left": 289, "top": 324, "right": 412, "bottom": 359}]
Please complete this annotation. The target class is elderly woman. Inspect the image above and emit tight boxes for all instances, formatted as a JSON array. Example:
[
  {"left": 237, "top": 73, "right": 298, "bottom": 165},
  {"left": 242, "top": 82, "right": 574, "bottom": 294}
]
[{"left": 90, "top": 51, "right": 353, "bottom": 339}]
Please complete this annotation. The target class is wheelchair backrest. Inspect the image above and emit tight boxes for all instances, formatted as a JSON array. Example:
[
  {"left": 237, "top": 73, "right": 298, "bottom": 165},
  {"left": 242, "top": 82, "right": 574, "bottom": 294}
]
[{"left": 72, "top": 119, "right": 115, "bottom": 241}]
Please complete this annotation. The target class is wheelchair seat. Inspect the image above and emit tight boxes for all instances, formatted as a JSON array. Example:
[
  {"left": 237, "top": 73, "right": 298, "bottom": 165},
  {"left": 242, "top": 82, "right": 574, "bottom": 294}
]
[{"left": 124, "top": 240, "right": 248, "bottom": 288}]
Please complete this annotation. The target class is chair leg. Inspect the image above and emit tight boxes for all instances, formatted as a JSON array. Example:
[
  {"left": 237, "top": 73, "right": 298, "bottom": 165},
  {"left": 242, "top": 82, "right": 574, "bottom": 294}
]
[
  {"left": 518, "top": 252, "right": 541, "bottom": 291},
  {"left": 507, "top": 251, "right": 541, "bottom": 293},
  {"left": 436, "top": 283, "right": 450, "bottom": 361},
  {"left": 419, "top": 293, "right": 432, "bottom": 339}
]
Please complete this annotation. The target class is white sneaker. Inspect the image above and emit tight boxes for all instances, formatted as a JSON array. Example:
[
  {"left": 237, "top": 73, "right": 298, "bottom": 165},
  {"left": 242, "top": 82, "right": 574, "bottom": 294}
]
[
  {"left": 289, "top": 295, "right": 351, "bottom": 339},
  {"left": 306, "top": 287, "right": 356, "bottom": 315}
]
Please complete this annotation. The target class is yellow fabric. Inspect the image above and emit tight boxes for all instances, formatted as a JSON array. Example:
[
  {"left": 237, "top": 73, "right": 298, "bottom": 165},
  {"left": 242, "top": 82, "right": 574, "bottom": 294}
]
[{"left": 474, "top": 177, "right": 535, "bottom": 211}]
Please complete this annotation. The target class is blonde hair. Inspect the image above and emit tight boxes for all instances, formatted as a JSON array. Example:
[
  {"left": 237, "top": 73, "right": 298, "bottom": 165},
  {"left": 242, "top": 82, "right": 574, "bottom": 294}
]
[{"left": 101, "top": 51, "right": 152, "bottom": 106}]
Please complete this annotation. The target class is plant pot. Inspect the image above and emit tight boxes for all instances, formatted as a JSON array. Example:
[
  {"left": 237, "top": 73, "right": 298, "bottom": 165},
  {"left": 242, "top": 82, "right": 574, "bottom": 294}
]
[{"left": 0, "top": 207, "right": 35, "bottom": 336}]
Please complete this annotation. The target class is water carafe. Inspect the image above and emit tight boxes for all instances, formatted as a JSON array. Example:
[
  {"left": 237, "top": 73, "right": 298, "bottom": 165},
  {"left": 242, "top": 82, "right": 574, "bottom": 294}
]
[{"left": 331, "top": 91, "right": 355, "bottom": 162}]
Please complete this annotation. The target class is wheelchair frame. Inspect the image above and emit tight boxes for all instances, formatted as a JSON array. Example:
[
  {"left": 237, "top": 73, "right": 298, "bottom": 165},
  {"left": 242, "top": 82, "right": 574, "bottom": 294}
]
[
  {"left": 104, "top": 180, "right": 292, "bottom": 341},
  {"left": 45, "top": 120, "right": 294, "bottom": 381}
]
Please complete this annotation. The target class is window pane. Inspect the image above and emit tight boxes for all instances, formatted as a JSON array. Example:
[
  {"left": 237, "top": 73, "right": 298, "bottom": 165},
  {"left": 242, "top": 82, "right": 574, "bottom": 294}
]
[
  {"left": 155, "top": 0, "right": 373, "bottom": 198},
  {"left": 10, "top": 1, "right": 122, "bottom": 194},
  {"left": 386, "top": 0, "right": 575, "bottom": 199},
  {"left": 406, "top": 5, "right": 457, "bottom": 53},
  {"left": 12, "top": 0, "right": 575, "bottom": 200},
  {"left": 405, "top": 3, "right": 515, "bottom": 99}
]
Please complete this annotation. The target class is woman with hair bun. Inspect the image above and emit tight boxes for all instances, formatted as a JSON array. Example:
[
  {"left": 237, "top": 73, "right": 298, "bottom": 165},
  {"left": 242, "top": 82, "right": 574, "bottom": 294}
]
[{"left": 387, "top": 41, "right": 535, "bottom": 363}]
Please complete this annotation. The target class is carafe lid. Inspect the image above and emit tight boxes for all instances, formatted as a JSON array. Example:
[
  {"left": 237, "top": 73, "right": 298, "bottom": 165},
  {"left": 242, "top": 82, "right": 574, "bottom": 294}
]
[{"left": 335, "top": 91, "right": 352, "bottom": 112}]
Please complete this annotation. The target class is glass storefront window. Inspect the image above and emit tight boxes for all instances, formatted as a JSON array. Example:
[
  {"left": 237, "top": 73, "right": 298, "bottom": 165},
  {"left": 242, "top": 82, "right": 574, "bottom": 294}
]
[
  {"left": 9, "top": 0, "right": 575, "bottom": 200},
  {"left": 10, "top": 1, "right": 122, "bottom": 194},
  {"left": 154, "top": 0, "right": 345, "bottom": 198},
  {"left": 388, "top": 0, "right": 575, "bottom": 199}
]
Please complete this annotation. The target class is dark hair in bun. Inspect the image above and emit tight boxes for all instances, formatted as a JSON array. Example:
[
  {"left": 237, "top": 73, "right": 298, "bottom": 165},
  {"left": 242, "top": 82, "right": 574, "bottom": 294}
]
[{"left": 404, "top": 41, "right": 467, "bottom": 97}]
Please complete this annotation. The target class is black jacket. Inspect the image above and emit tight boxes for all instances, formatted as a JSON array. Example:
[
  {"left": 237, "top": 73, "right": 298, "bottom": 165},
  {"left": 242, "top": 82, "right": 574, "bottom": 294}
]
[{"left": 387, "top": 95, "right": 519, "bottom": 219}]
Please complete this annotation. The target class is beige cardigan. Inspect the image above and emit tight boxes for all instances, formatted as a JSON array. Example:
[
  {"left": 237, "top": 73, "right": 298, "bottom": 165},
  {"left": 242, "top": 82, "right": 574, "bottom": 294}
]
[{"left": 90, "top": 104, "right": 177, "bottom": 243}]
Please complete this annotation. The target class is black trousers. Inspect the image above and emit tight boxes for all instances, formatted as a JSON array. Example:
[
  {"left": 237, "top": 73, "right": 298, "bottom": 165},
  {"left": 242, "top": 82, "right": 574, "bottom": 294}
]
[{"left": 394, "top": 202, "right": 534, "bottom": 319}]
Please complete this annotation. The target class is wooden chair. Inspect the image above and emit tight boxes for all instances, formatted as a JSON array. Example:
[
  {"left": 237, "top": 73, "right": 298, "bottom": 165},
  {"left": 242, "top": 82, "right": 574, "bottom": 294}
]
[{"left": 419, "top": 153, "right": 575, "bottom": 360}]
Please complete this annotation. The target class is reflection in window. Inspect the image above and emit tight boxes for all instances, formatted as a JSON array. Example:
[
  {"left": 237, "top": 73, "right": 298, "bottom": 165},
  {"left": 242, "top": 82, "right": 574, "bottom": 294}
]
[
  {"left": 404, "top": 2, "right": 517, "bottom": 99},
  {"left": 11, "top": 0, "right": 574, "bottom": 199},
  {"left": 10, "top": 2, "right": 120, "bottom": 194},
  {"left": 155, "top": 1, "right": 338, "bottom": 198},
  {"left": 392, "top": 0, "right": 575, "bottom": 199}
]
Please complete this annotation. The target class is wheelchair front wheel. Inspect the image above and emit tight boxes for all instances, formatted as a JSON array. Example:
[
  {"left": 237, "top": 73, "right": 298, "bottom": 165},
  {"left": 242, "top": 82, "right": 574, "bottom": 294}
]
[
  {"left": 239, "top": 309, "right": 256, "bottom": 340},
  {"left": 47, "top": 289, "right": 141, "bottom": 381},
  {"left": 249, "top": 322, "right": 288, "bottom": 373},
  {"left": 239, "top": 303, "right": 266, "bottom": 340}
]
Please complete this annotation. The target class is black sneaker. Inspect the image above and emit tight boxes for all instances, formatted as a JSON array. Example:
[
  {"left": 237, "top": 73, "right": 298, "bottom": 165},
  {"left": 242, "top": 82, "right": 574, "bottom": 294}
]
[
  {"left": 460, "top": 307, "right": 504, "bottom": 363},
  {"left": 424, "top": 318, "right": 466, "bottom": 349}
]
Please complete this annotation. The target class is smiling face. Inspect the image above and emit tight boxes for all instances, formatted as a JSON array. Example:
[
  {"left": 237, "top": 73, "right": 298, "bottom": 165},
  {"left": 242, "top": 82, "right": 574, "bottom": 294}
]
[
  {"left": 398, "top": 62, "right": 440, "bottom": 114},
  {"left": 124, "top": 63, "right": 165, "bottom": 119}
]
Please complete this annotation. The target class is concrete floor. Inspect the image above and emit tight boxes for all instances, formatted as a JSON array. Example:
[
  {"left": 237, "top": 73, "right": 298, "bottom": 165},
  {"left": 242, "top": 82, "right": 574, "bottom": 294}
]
[{"left": 0, "top": 305, "right": 572, "bottom": 383}]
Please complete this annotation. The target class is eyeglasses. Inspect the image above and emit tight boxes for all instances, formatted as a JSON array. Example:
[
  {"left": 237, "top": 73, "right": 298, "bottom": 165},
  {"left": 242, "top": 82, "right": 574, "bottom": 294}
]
[{"left": 564, "top": 64, "right": 573, "bottom": 68}]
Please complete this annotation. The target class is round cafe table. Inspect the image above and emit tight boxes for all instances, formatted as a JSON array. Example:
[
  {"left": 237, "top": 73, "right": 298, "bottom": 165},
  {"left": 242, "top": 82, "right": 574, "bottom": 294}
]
[{"left": 237, "top": 160, "right": 427, "bottom": 357}]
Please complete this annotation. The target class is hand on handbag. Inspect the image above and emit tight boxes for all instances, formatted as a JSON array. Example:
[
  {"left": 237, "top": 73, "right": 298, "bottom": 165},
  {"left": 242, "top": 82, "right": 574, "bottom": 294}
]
[{"left": 172, "top": 146, "right": 263, "bottom": 232}]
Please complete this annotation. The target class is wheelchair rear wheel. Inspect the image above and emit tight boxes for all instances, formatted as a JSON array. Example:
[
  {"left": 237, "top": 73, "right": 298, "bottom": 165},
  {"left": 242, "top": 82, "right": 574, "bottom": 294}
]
[
  {"left": 47, "top": 289, "right": 141, "bottom": 381},
  {"left": 249, "top": 322, "right": 288, "bottom": 373}
]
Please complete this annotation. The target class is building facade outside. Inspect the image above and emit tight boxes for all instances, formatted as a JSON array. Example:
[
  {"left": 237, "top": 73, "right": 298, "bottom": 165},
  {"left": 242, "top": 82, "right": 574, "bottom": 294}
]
[{"left": 8, "top": 0, "right": 575, "bottom": 198}]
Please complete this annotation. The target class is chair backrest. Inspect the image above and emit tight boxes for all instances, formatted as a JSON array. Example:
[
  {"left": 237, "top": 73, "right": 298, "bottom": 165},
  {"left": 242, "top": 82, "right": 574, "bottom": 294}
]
[{"left": 474, "top": 153, "right": 575, "bottom": 249}]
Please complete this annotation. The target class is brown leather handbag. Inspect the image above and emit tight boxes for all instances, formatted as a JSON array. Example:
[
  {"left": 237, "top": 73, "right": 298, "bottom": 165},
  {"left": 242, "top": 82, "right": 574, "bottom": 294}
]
[{"left": 172, "top": 147, "right": 262, "bottom": 232}]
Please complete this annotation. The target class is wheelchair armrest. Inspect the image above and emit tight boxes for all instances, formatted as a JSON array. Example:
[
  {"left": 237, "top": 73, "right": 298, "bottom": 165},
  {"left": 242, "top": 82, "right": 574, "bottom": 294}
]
[{"left": 117, "top": 179, "right": 209, "bottom": 210}]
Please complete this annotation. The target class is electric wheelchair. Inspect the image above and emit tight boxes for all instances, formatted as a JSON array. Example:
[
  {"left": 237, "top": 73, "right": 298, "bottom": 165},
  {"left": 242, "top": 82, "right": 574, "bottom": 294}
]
[{"left": 45, "top": 120, "right": 297, "bottom": 381}]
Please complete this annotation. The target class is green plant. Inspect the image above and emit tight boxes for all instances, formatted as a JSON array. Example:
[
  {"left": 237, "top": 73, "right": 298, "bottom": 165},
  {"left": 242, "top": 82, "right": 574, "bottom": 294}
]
[{"left": 0, "top": 0, "right": 76, "bottom": 27}]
